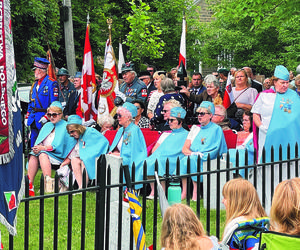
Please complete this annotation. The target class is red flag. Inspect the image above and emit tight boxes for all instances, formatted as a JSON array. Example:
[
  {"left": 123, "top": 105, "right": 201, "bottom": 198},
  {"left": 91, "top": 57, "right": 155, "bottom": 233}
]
[
  {"left": 76, "top": 19, "right": 97, "bottom": 121},
  {"left": 223, "top": 73, "right": 234, "bottom": 109},
  {"left": 95, "top": 39, "right": 117, "bottom": 121},
  {"left": 47, "top": 49, "right": 57, "bottom": 81},
  {"left": 179, "top": 16, "right": 186, "bottom": 69}
]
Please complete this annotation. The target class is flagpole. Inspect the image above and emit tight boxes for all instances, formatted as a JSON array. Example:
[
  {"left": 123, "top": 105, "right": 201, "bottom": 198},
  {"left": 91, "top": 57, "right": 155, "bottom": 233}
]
[{"left": 107, "top": 18, "right": 112, "bottom": 43}]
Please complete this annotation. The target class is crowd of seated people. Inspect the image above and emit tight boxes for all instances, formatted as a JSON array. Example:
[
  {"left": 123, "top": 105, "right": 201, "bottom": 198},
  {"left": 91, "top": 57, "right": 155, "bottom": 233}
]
[{"left": 26, "top": 64, "right": 300, "bottom": 207}]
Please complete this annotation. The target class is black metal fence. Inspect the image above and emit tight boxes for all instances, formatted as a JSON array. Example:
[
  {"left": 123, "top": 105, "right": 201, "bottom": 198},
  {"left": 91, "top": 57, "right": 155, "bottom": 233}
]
[{"left": 2, "top": 144, "right": 300, "bottom": 249}]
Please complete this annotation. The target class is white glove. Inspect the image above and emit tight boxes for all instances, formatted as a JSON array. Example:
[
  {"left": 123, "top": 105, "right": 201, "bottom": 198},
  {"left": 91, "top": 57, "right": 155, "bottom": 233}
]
[
  {"left": 191, "top": 152, "right": 203, "bottom": 158},
  {"left": 115, "top": 91, "right": 127, "bottom": 102},
  {"left": 259, "top": 124, "right": 268, "bottom": 134},
  {"left": 82, "top": 118, "right": 96, "bottom": 127},
  {"left": 24, "top": 118, "right": 28, "bottom": 127},
  {"left": 39, "top": 116, "right": 48, "bottom": 124}
]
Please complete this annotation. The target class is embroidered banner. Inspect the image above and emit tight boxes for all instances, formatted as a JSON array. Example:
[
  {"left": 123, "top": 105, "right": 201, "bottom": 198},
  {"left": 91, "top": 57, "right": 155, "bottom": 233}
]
[
  {"left": 0, "top": 0, "right": 9, "bottom": 158},
  {"left": 0, "top": 0, "right": 24, "bottom": 236}
]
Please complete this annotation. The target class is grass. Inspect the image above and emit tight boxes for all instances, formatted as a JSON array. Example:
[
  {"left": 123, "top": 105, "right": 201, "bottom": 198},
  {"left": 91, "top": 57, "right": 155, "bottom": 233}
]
[{"left": 0, "top": 170, "right": 226, "bottom": 249}]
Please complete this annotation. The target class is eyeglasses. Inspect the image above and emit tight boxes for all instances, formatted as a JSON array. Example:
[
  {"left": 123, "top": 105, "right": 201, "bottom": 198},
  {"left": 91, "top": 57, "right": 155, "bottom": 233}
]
[
  {"left": 167, "top": 118, "right": 176, "bottom": 123},
  {"left": 147, "top": 70, "right": 154, "bottom": 72},
  {"left": 117, "top": 114, "right": 122, "bottom": 118},
  {"left": 197, "top": 112, "right": 210, "bottom": 117},
  {"left": 162, "top": 109, "right": 170, "bottom": 113},
  {"left": 235, "top": 75, "right": 246, "bottom": 79},
  {"left": 134, "top": 106, "right": 141, "bottom": 110},
  {"left": 68, "top": 130, "right": 76, "bottom": 134},
  {"left": 47, "top": 113, "right": 61, "bottom": 118}
]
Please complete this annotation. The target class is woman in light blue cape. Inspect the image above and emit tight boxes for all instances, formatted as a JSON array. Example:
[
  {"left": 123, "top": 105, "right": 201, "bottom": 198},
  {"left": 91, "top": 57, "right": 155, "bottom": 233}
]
[
  {"left": 27, "top": 101, "right": 76, "bottom": 196},
  {"left": 60, "top": 115, "right": 109, "bottom": 188},
  {"left": 181, "top": 101, "right": 227, "bottom": 201},
  {"left": 109, "top": 102, "right": 147, "bottom": 189},
  {"left": 145, "top": 107, "right": 189, "bottom": 198}
]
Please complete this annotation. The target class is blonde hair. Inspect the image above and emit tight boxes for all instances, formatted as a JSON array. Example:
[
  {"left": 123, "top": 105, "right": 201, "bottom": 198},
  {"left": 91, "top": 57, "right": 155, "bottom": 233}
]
[
  {"left": 153, "top": 71, "right": 166, "bottom": 81},
  {"left": 222, "top": 178, "right": 266, "bottom": 225},
  {"left": 234, "top": 69, "right": 251, "bottom": 87},
  {"left": 66, "top": 124, "right": 86, "bottom": 135},
  {"left": 47, "top": 106, "right": 62, "bottom": 114},
  {"left": 163, "top": 99, "right": 181, "bottom": 109},
  {"left": 161, "top": 204, "right": 206, "bottom": 250},
  {"left": 270, "top": 178, "right": 300, "bottom": 236}
]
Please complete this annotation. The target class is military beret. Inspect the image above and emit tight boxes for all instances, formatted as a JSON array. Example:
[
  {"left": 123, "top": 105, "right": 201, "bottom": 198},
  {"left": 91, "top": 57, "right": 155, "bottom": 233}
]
[{"left": 217, "top": 68, "right": 229, "bottom": 75}]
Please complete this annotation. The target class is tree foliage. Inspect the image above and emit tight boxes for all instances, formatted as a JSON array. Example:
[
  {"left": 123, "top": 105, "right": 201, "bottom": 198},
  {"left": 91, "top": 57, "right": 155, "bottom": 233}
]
[{"left": 199, "top": 0, "right": 300, "bottom": 76}]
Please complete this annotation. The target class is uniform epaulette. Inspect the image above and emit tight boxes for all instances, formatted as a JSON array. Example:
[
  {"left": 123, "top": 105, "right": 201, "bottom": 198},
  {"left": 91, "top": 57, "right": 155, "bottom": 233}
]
[{"left": 48, "top": 77, "right": 56, "bottom": 82}]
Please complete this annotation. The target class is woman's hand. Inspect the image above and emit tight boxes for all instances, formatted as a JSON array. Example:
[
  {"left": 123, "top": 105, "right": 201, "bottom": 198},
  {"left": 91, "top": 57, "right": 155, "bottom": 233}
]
[{"left": 32, "top": 145, "right": 45, "bottom": 154}]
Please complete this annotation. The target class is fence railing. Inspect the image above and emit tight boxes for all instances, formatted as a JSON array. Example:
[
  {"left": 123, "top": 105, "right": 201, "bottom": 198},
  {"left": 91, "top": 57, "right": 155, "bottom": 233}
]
[{"left": 1, "top": 144, "right": 300, "bottom": 249}]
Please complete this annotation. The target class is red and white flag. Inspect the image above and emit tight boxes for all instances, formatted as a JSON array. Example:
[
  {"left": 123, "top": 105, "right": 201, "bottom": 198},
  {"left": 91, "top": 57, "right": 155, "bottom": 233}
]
[
  {"left": 95, "top": 39, "right": 118, "bottom": 120},
  {"left": 118, "top": 42, "right": 125, "bottom": 75},
  {"left": 76, "top": 18, "right": 97, "bottom": 121},
  {"left": 179, "top": 16, "right": 186, "bottom": 69},
  {"left": 223, "top": 73, "right": 234, "bottom": 109}
]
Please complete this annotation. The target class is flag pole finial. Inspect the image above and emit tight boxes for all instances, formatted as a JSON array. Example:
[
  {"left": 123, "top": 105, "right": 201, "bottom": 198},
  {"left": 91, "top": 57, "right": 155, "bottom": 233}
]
[
  {"left": 107, "top": 18, "right": 113, "bottom": 42},
  {"left": 87, "top": 13, "right": 90, "bottom": 24}
]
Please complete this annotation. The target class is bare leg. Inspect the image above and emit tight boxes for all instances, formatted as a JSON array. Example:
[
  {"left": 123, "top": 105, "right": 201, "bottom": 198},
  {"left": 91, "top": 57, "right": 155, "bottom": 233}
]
[
  {"left": 161, "top": 181, "right": 165, "bottom": 192},
  {"left": 81, "top": 161, "right": 89, "bottom": 188},
  {"left": 71, "top": 157, "right": 83, "bottom": 188},
  {"left": 181, "top": 178, "right": 187, "bottom": 200},
  {"left": 28, "top": 155, "right": 39, "bottom": 183},
  {"left": 192, "top": 181, "right": 197, "bottom": 201},
  {"left": 149, "top": 182, "right": 155, "bottom": 196},
  {"left": 39, "top": 153, "right": 52, "bottom": 179}
]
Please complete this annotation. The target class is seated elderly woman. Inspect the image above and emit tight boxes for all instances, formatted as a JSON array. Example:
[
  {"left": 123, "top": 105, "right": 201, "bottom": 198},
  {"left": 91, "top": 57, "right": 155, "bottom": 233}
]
[
  {"left": 109, "top": 102, "right": 147, "bottom": 189},
  {"left": 145, "top": 107, "right": 189, "bottom": 199},
  {"left": 97, "top": 114, "right": 115, "bottom": 134},
  {"left": 161, "top": 203, "right": 219, "bottom": 249},
  {"left": 180, "top": 74, "right": 223, "bottom": 106},
  {"left": 270, "top": 178, "right": 300, "bottom": 236},
  {"left": 59, "top": 115, "right": 109, "bottom": 189},
  {"left": 180, "top": 101, "right": 227, "bottom": 200},
  {"left": 27, "top": 101, "right": 76, "bottom": 196},
  {"left": 151, "top": 78, "right": 185, "bottom": 128},
  {"left": 228, "top": 111, "right": 254, "bottom": 177},
  {"left": 147, "top": 71, "right": 166, "bottom": 119}
]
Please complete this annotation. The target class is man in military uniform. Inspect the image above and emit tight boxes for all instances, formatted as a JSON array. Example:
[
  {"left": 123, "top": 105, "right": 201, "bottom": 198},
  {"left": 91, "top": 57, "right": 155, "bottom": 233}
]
[
  {"left": 25, "top": 57, "right": 59, "bottom": 147},
  {"left": 57, "top": 67, "right": 76, "bottom": 108},
  {"left": 63, "top": 71, "right": 82, "bottom": 119},
  {"left": 118, "top": 62, "right": 147, "bottom": 103}
]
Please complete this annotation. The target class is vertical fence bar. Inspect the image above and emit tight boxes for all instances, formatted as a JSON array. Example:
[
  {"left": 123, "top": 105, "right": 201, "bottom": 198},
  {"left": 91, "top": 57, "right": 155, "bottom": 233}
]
[
  {"left": 196, "top": 155, "right": 201, "bottom": 217},
  {"left": 270, "top": 146, "right": 274, "bottom": 198},
  {"left": 153, "top": 160, "right": 159, "bottom": 250},
  {"left": 39, "top": 175, "right": 45, "bottom": 250},
  {"left": 105, "top": 166, "right": 111, "bottom": 250},
  {"left": 279, "top": 145, "right": 282, "bottom": 182},
  {"left": 24, "top": 176, "right": 30, "bottom": 250},
  {"left": 244, "top": 149, "right": 248, "bottom": 180},
  {"left": 261, "top": 148, "right": 266, "bottom": 209},
  {"left": 235, "top": 150, "right": 239, "bottom": 176},
  {"left": 296, "top": 143, "right": 299, "bottom": 177},
  {"left": 95, "top": 155, "right": 107, "bottom": 250},
  {"left": 187, "top": 156, "right": 191, "bottom": 206},
  {"left": 166, "top": 159, "right": 170, "bottom": 200},
  {"left": 117, "top": 166, "right": 123, "bottom": 250},
  {"left": 226, "top": 152, "right": 230, "bottom": 181},
  {"left": 287, "top": 144, "right": 291, "bottom": 179},
  {"left": 142, "top": 161, "right": 147, "bottom": 231},
  {"left": 216, "top": 155, "right": 221, "bottom": 239},
  {"left": 53, "top": 174, "right": 59, "bottom": 250},
  {"left": 67, "top": 171, "right": 73, "bottom": 250},
  {"left": 206, "top": 154, "right": 211, "bottom": 235},
  {"left": 81, "top": 169, "right": 87, "bottom": 250}
]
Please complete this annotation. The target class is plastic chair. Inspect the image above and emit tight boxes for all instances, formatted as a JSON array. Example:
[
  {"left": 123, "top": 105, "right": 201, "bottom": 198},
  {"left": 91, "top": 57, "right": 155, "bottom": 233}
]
[{"left": 259, "top": 231, "right": 300, "bottom": 250}]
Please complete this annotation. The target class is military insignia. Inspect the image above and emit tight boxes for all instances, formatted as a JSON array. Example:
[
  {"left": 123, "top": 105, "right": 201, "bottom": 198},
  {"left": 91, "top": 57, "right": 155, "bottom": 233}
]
[
  {"left": 201, "top": 137, "right": 206, "bottom": 145},
  {"left": 43, "top": 86, "right": 48, "bottom": 94},
  {"left": 279, "top": 98, "right": 293, "bottom": 113},
  {"left": 123, "top": 132, "right": 131, "bottom": 145},
  {"left": 141, "top": 89, "right": 147, "bottom": 97},
  {"left": 0, "top": 135, "right": 7, "bottom": 145}
]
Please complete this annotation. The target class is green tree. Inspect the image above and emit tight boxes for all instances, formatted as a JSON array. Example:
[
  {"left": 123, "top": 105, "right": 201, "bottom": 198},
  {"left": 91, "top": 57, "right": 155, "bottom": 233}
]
[{"left": 125, "top": 0, "right": 165, "bottom": 71}]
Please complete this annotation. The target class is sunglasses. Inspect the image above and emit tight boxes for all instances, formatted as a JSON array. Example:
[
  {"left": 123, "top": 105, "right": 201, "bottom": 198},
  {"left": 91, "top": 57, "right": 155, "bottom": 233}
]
[
  {"left": 47, "top": 113, "right": 61, "bottom": 118},
  {"left": 68, "top": 130, "right": 76, "bottom": 134},
  {"left": 197, "top": 112, "right": 210, "bottom": 117},
  {"left": 147, "top": 70, "right": 154, "bottom": 72},
  {"left": 167, "top": 118, "right": 176, "bottom": 123},
  {"left": 162, "top": 109, "right": 170, "bottom": 113}
]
